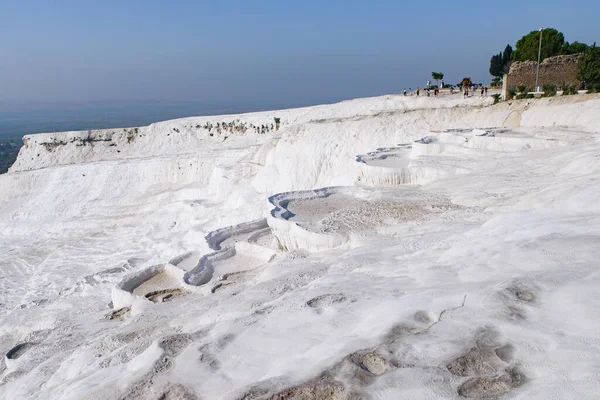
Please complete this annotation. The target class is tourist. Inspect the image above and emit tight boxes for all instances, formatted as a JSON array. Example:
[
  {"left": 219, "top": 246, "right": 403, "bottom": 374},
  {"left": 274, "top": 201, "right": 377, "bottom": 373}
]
[
  {"left": 416, "top": 88, "right": 420, "bottom": 96},
  {"left": 403, "top": 88, "right": 407, "bottom": 96},
  {"left": 484, "top": 86, "right": 488, "bottom": 96}
]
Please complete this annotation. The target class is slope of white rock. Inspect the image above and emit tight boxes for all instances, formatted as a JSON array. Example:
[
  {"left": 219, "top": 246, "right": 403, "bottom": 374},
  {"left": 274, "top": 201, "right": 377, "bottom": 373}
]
[{"left": 1, "top": 93, "right": 600, "bottom": 399}]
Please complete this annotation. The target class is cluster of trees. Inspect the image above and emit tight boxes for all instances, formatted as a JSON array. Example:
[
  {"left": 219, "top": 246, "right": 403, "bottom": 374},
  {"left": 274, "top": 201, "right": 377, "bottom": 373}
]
[
  {"left": 511, "top": 29, "right": 588, "bottom": 62},
  {"left": 578, "top": 44, "right": 600, "bottom": 84},
  {"left": 489, "top": 28, "right": 600, "bottom": 84},
  {"left": 489, "top": 45, "right": 513, "bottom": 78}
]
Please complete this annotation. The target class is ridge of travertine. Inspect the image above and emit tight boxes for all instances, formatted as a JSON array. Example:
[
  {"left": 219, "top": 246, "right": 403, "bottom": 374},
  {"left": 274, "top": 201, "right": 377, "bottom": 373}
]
[
  {"left": 10, "top": 94, "right": 498, "bottom": 172},
  {"left": 10, "top": 94, "right": 599, "bottom": 174}
]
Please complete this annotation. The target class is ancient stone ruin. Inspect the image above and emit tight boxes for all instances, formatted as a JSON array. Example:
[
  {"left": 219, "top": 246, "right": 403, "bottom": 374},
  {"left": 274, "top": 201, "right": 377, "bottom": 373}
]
[{"left": 502, "top": 54, "right": 582, "bottom": 96}]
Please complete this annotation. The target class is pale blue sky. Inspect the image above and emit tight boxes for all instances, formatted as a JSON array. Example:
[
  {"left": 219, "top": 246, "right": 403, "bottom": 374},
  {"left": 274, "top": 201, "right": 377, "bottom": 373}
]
[{"left": 1, "top": 0, "right": 598, "bottom": 111}]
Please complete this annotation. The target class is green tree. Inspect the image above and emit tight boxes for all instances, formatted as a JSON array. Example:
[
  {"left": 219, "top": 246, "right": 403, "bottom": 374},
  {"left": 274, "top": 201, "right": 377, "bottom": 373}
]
[
  {"left": 577, "top": 43, "right": 600, "bottom": 84},
  {"left": 489, "top": 52, "right": 503, "bottom": 77},
  {"left": 565, "top": 41, "right": 589, "bottom": 54},
  {"left": 489, "top": 45, "right": 513, "bottom": 77},
  {"left": 512, "top": 28, "right": 566, "bottom": 62},
  {"left": 502, "top": 44, "right": 513, "bottom": 73},
  {"left": 432, "top": 72, "right": 444, "bottom": 86}
]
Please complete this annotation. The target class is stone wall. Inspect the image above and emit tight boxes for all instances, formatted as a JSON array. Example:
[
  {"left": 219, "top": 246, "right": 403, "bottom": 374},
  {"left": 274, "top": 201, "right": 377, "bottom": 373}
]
[{"left": 503, "top": 54, "right": 582, "bottom": 95}]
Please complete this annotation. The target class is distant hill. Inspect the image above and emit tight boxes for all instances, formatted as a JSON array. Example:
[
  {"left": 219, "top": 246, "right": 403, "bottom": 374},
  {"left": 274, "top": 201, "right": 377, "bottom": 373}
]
[{"left": 0, "top": 139, "right": 21, "bottom": 174}]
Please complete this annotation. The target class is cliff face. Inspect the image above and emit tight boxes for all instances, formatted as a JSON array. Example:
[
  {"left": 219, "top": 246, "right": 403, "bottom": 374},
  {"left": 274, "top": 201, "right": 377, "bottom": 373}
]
[
  {"left": 504, "top": 54, "right": 583, "bottom": 91},
  {"left": 9, "top": 95, "right": 495, "bottom": 174}
]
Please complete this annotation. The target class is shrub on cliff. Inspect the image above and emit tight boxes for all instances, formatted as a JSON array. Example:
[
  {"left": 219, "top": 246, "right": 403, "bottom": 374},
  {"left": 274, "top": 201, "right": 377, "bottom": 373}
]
[
  {"left": 516, "top": 93, "right": 534, "bottom": 100},
  {"left": 542, "top": 84, "right": 557, "bottom": 97},
  {"left": 587, "top": 83, "right": 600, "bottom": 93},
  {"left": 562, "top": 85, "right": 578, "bottom": 95}
]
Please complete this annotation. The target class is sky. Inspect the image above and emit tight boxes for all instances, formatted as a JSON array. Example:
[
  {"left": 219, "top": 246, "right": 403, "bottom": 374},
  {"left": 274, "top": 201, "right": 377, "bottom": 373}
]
[{"left": 1, "top": 0, "right": 599, "bottom": 113}]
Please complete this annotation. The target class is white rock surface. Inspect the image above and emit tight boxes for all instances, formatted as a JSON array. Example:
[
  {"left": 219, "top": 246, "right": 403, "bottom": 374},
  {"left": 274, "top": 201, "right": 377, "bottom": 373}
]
[{"left": 1, "top": 94, "right": 600, "bottom": 399}]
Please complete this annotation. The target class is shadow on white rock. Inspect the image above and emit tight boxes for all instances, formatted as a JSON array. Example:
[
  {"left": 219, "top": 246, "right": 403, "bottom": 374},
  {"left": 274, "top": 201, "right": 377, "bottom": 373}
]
[
  {"left": 356, "top": 143, "right": 450, "bottom": 185},
  {"left": 204, "top": 218, "right": 269, "bottom": 251},
  {"left": 4, "top": 342, "right": 35, "bottom": 370},
  {"left": 169, "top": 251, "right": 201, "bottom": 271},
  {"left": 112, "top": 263, "right": 186, "bottom": 309},
  {"left": 267, "top": 187, "right": 353, "bottom": 252},
  {"left": 184, "top": 219, "right": 278, "bottom": 287}
]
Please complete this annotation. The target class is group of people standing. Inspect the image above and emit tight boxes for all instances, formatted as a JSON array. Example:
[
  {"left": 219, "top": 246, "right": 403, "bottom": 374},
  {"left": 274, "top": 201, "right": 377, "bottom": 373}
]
[
  {"left": 405, "top": 81, "right": 489, "bottom": 98},
  {"left": 462, "top": 85, "right": 489, "bottom": 98},
  {"left": 407, "top": 85, "right": 439, "bottom": 97}
]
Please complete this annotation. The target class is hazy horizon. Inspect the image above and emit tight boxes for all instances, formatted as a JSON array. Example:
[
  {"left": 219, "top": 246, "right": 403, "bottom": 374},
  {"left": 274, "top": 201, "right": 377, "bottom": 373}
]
[{"left": 0, "top": 94, "right": 390, "bottom": 140}]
